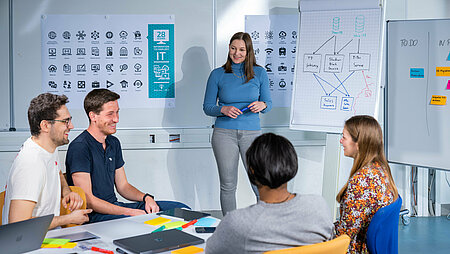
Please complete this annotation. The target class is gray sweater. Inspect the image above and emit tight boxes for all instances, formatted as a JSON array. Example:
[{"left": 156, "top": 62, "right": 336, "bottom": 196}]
[{"left": 206, "top": 194, "right": 334, "bottom": 254}]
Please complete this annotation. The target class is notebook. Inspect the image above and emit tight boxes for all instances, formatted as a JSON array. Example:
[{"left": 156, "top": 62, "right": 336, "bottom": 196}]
[
  {"left": 0, "top": 214, "right": 54, "bottom": 254},
  {"left": 113, "top": 229, "right": 205, "bottom": 254}
]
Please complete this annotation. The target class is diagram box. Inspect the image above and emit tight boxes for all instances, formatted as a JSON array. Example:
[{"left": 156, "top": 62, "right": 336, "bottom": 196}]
[
  {"left": 303, "top": 54, "right": 321, "bottom": 73},
  {"left": 324, "top": 54, "right": 344, "bottom": 73},
  {"left": 320, "top": 96, "right": 337, "bottom": 109},
  {"left": 340, "top": 97, "right": 354, "bottom": 111},
  {"left": 349, "top": 53, "right": 370, "bottom": 71}
]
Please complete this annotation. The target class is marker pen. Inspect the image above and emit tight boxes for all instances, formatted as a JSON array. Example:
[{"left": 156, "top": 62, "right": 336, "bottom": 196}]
[
  {"left": 241, "top": 105, "right": 253, "bottom": 113},
  {"left": 91, "top": 246, "right": 114, "bottom": 254}
]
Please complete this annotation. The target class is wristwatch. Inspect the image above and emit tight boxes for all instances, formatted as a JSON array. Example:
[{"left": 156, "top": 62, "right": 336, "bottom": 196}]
[{"left": 143, "top": 193, "right": 154, "bottom": 202}]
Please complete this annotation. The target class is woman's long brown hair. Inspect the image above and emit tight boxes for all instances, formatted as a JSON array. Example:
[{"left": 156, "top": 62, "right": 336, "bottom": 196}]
[
  {"left": 336, "top": 115, "right": 398, "bottom": 202},
  {"left": 222, "top": 32, "right": 258, "bottom": 83}
]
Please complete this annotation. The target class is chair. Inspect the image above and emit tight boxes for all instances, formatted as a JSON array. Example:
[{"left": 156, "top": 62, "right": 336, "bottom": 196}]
[
  {"left": 0, "top": 191, "right": 5, "bottom": 224},
  {"left": 264, "top": 234, "right": 350, "bottom": 254},
  {"left": 60, "top": 186, "right": 87, "bottom": 228},
  {"left": 366, "top": 195, "right": 402, "bottom": 254}
]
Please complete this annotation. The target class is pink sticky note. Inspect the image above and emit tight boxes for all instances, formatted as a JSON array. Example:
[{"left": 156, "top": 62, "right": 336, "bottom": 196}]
[{"left": 447, "top": 80, "right": 450, "bottom": 90}]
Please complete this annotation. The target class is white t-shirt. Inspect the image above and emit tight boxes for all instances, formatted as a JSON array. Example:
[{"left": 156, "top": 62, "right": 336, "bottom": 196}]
[{"left": 2, "top": 137, "right": 61, "bottom": 225}]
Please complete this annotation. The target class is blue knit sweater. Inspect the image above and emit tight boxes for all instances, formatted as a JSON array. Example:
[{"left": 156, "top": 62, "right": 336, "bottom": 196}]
[{"left": 203, "top": 62, "right": 272, "bottom": 130}]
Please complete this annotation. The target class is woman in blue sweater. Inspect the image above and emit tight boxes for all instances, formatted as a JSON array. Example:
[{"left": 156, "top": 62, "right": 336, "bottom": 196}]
[{"left": 203, "top": 32, "right": 272, "bottom": 215}]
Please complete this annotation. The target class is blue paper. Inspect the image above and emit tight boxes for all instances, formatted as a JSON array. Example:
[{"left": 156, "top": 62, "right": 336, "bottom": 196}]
[
  {"left": 194, "top": 217, "right": 216, "bottom": 227},
  {"left": 410, "top": 68, "right": 424, "bottom": 78}
]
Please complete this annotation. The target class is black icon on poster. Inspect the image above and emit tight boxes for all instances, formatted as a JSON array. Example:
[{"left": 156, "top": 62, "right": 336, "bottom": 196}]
[
  {"left": 63, "top": 81, "right": 71, "bottom": 89},
  {"left": 119, "top": 64, "right": 128, "bottom": 72},
  {"left": 91, "top": 30, "right": 100, "bottom": 40},
  {"left": 106, "top": 80, "right": 114, "bottom": 88},
  {"left": 291, "top": 47, "right": 296, "bottom": 54},
  {"left": 120, "top": 47, "right": 128, "bottom": 56},
  {"left": 91, "top": 47, "right": 99, "bottom": 56},
  {"left": 134, "top": 31, "right": 142, "bottom": 40},
  {"left": 265, "top": 63, "right": 272, "bottom": 72},
  {"left": 279, "top": 47, "right": 286, "bottom": 56},
  {"left": 265, "top": 30, "right": 274, "bottom": 40},
  {"left": 134, "top": 80, "right": 143, "bottom": 88},
  {"left": 76, "top": 30, "right": 86, "bottom": 40},
  {"left": 92, "top": 81, "right": 100, "bottom": 88},
  {"left": 265, "top": 48, "right": 273, "bottom": 55},
  {"left": 119, "top": 30, "right": 128, "bottom": 40},
  {"left": 62, "top": 48, "right": 72, "bottom": 55},
  {"left": 269, "top": 79, "right": 274, "bottom": 87},
  {"left": 48, "top": 48, "right": 56, "bottom": 57},
  {"left": 76, "top": 48, "right": 86, "bottom": 55},
  {"left": 77, "top": 64, "right": 86, "bottom": 72},
  {"left": 279, "top": 31, "right": 287, "bottom": 40},
  {"left": 48, "top": 65, "right": 57, "bottom": 72},
  {"left": 106, "top": 47, "right": 113, "bottom": 57},
  {"left": 134, "top": 47, "right": 142, "bottom": 55},
  {"left": 106, "top": 64, "right": 114, "bottom": 72},
  {"left": 63, "top": 31, "right": 71, "bottom": 40},
  {"left": 134, "top": 63, "right": 142, "bottom": 72},
  {"left": 278, "top": 64, "right": 287, "bottom": 72},
  {"left": 48, "top": 81, "right": 57, "bottom": 89},
  {"left": 106, "top": 31, "right": 113, "bottom": 39},
  {"left": 91, "top": 64, "right": 100, "bottom": 72},
  {"left": 48, "top": 31, "right": 57, "bottom": 40},
  {"left": 292, "top": 31, "right": 297, "bottom": 39},
  {"left": 279, "top": 79, "right": 286, "bottom": 88},
  {"left": 63, "top": 64, "right": 71, "bottom": 73},
  {"left": 120, "top": 80, "right": 128, "bottom": 88},
  {"left": 78, "top": 81, "right": 86, "bottom": 89},
  {"left": 251, "top": 31, "right": 259, "bottom": 40}
]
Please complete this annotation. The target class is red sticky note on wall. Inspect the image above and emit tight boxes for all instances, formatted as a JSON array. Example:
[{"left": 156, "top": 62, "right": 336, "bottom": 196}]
[{"left": 447, "top": 80, "right": 450, "bottom": 89}]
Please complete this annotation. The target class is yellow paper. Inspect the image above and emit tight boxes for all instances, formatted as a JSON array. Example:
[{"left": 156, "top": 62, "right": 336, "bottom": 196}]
[
  {"left": 41, "top": 244, "right": 63, "bottom": 248},
  {"left": 61, "top": 242, "right": 77, "bottom": 248},
  {"left": 163, "top": 221, "right": 186, "bottom": 229},
  {"left": 436, "top": 67, "right": 450, "bottom": 76},
  {"left": 430, "top": 95, "right": 447, "bottom": 105},
  {"left": 145, "top": 217, "right": 171, "bottom": 226},
  {"left": 171, "top": 245, "right": 204, "bottom": 254}
]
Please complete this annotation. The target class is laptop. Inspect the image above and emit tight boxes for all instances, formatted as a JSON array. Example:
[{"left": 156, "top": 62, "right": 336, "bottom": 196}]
[
  {"left": 157, "top": 208, "right": 210, "bottom": 221},
  {"left": 0, "top": 214, "right": 54, "bottom": 254},
  {"left": 113, "top": 229, "right": 205, "bottom": 254}
]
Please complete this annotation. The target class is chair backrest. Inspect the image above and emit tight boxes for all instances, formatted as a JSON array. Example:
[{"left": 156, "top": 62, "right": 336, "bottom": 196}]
[
  {"left": 264, "top": 235, "right": 351, "bottom": 254},
  {"left": 366, "top": 195, "right": 402, "bottom": 254},
  {"left": 0, "top": 191, "right": 5, "bottom": 225},
  {"left": 60, "top": 186, "right": 87, "bottom": 228}
]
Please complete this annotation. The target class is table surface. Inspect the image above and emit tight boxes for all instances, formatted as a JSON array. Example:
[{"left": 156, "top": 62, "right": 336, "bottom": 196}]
[{"left": 27, "top": 213, "right": 219, "bottom": 254}]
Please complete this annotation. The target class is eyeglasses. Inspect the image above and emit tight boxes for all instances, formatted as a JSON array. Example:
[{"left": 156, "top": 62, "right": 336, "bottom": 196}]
[{"left": 47, "top": 116, "right": 72, "bottom": 126}]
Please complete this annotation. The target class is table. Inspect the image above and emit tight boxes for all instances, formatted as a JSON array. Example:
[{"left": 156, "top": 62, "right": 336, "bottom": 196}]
[{"left": 28, "top": 213, "right": 219, "bottom": 253}]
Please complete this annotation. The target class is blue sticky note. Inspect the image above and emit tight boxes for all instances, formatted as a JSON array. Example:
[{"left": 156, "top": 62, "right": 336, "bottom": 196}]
[
  {"left": 410, "top": 68, "right": 424, "bottom": 78},
  {"left": 447, "top": 52, "right": 450, "bottom": 61},
  {"left": 194, "top": 217, "right": 216, "bottom": 227}
]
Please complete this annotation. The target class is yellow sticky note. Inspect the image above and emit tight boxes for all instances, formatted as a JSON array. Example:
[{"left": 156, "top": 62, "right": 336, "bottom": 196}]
[
  {"left": 163, "top": 221, "right": 186, "bottom": 229},
  {"left": 145, "top": 217, "right": 171, "bottom": 226},
  {"left": 171, "top": 245, "right": 204, "bottom": 254},
  {"left": 430, "top": 95, "right": 447, "bottom": 105},
  {"left": 61, "top": 242, "right": 77, "bottom": 248},
  {"left": 41, "top": 244, "right": 62, "bottom": 248},
  {"left": 436, "top": 67, "right": 450, "bottom": 76}
]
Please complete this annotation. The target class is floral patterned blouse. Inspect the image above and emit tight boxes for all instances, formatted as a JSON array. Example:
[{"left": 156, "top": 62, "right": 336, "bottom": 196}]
[{"left": 335, "top": 162, "right": 395, "bottom": 254}]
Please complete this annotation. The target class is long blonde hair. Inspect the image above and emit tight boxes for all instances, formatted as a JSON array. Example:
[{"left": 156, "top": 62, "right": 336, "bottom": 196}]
[{"left": 336, "top": 115, "right": 398, "bottom": 202}]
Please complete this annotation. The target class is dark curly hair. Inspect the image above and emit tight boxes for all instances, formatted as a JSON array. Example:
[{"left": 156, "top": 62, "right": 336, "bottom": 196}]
[{"left": 28, "top": 93, "right": 69, "bottom": 136}]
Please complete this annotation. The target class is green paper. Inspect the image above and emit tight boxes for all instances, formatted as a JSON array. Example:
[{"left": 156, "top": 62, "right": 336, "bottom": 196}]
[{"left": 42, "top": 238, "right": 71, "bottom": 245}]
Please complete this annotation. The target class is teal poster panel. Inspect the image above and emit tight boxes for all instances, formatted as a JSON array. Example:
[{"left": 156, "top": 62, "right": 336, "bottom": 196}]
[{"left": 148, "top": 24, "right": 175, "bottom": 98}]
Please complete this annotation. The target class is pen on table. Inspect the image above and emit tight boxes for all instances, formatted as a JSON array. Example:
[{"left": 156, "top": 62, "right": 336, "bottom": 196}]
[
  {"left": 116, "top": 247, "right": 128, "bottom": 254},
  {"left": 91, "top": 246, "right": 114, "bottom": 254},
  {"left": 181, "top": 219, "right": 198, "bottom": 229},
  {"left": 152, "top": 225, "right": 166, "bottom": 233}
]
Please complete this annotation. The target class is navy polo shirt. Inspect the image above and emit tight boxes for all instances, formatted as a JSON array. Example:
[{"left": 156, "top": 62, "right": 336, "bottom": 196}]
[{"left": 66, "top": 130, "right": 125, "bottom": 204}]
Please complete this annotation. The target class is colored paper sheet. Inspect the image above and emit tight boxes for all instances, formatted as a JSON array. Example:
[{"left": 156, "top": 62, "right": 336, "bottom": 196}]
[
  {"left": 163, "top": 221, "right": 186, "bottom": 229},
  {"left": 447, "top": 52, "right": 450, "bottom": 61},
  {"left": 410, "top": 68, "right": 424, "bottom": 78},
  {"left": 436, "top": 67, "right": 450, "bottom": 76},
  {"left": 447, "top": 80, "right": 450, "bottom": 90},
  {"left": 171, "top": 246, "right": 204, "bottom": 254},
  {"left": 61, "top": 242, "right": 77, "bottom": 248},
  {"left": 41, "top": 244, "right": 63, "bottom": 248},
  {"left": 430, "top": 95, "right": 447, "bottom": 105},
  {"left": 194, "top": 217, "right": 216, "bottom": 227},
  {"left": 42, "top": 238, "right": 71, "bottom": 245},
  {"left": 145, "top": 217, "right": 171, "bottom": 226}
]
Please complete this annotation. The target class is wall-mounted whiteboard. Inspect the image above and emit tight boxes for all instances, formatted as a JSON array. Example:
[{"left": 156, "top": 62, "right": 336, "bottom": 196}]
[
  {"left": 290, "top": 0, "right": 384, "bottom": 133},
  {"left": 386, "top": 19, "right": 450, "bottom": 171}
]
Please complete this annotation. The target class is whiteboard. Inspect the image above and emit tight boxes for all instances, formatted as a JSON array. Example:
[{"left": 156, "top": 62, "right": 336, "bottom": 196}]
[
  {"left": 386, "top": 19, "right": 450, "bottom": 171},
  {"left": 290, "top": 3, "right": 384, "bottom": 133},
  {"left": 10, "top": 0, "right": 213, "bottom": 130}
]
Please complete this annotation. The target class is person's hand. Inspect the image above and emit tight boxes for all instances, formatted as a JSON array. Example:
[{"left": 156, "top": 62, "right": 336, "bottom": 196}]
[
  {"left": 124, "top": 208, "right": 146, "bottom": 216},
  {"left": 221, "top": 106, "right": 242, "bottom": 119},
  {"left": 248, "top": 101, "right": 267, "bottom": 113},
  {"left": 67, "top": 209, "right": 92, "bottom": 225},
  {"left": 144, "top": 196, "right": 160, "bottom": 214},
  {"left": 62, "top": 192, "right": 84, "bottom": 211}
]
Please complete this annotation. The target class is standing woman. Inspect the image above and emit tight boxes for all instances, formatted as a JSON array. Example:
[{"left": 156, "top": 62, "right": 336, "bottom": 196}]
[
  {"left": 203, "top": 32, "right": 272, "bottom": 215},
  {"left": 335, "top": 115, "right": 398, "bottom": 254}
]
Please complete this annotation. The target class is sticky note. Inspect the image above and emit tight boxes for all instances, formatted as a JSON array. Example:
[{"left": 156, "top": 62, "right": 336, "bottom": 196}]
[
  {"left": 447, "top": 80, "right": 450, "bottom": 90},
  {"left": 430, "top": 95, "right": 447, "bottom": 105},
  {"left": 163, "top": 221, "right": 186, "bottom": 229},
  {"left": 447, "top": 52, "right": 450, "bottom": 61},
  {"left": 171, "top": 246, "right": 204, "bottom": 254},
  {"left": 41, "top": 244, "right": 62, "bottom": 248},
  {"left": 436, "top": 67, "right": 450, "bottom": 76},
  {"left": 42, "top": 238, "right": 71, "bottom": 245},
  {"left": 194, "top": 217, "right": 216, "bottom": 227},
  {"left": 145, "top": 217, "right": 171, "bottom": 226},
  {"left": 410, "top": 68, "right": 424, "bottom": 78},
  {"left": 61, "top": 242, "right": 77, "bottom": 248}
]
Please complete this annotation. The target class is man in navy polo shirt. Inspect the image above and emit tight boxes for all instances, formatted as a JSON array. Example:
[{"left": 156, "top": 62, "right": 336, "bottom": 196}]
[{"left": 65, "top": 89, "right": 189, "bottom": 223}]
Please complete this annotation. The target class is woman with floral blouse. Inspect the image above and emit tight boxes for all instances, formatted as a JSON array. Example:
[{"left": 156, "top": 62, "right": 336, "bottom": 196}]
[{"left": 335, "top": 115, "right": 398, "bottom": 254}]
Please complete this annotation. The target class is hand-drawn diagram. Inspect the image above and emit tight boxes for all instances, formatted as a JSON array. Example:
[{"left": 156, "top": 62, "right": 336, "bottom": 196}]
[{"left": 291, "top": 9, "right": 381, "bottom": 132}]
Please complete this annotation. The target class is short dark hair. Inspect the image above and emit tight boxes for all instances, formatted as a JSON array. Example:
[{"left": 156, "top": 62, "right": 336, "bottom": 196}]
[
  {"left": 84, "top": 89, "right": 120, "bottom": 120},
  {"left": 28, "top": 93, "right": 69, "bottom": 136},
  {"left": 246, "top": 133, "right": 298, "bottom": 189}
]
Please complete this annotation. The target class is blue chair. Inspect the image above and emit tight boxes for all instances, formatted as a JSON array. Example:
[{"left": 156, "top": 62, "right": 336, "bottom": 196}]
[{"left": 366, "top": 195, "right": 402, "bottom": 254}]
